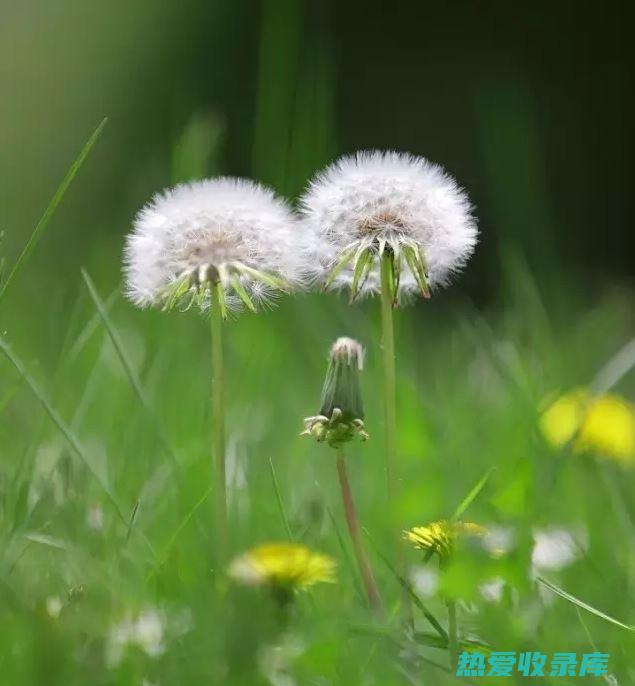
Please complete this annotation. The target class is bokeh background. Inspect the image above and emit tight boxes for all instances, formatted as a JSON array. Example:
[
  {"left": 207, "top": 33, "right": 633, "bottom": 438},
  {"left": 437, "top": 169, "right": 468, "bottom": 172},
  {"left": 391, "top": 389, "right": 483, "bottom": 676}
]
[{"left": 1, "top": 1, "right": 634, "bottom": 684}]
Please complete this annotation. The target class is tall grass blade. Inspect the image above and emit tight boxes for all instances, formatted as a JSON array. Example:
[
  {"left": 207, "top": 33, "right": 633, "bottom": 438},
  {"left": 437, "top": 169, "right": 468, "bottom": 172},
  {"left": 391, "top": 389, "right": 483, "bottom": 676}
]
[
  {"left": 268, "top": 457, "right": 294, "bottom": 541},
  {"left": 81, "top": 269, "right": 179, "bottom": 471},
  {"left": 366, "top": 532, "right": 447, "bottom": 640},
  {"left": 0, "top": 336, "right": 125, "bottom": 523},
  {"left": 536, "top": 576, "right": 634, "bottom": 631},
  {"left": 452, "top": 467, "right": 495, "bottom": 520},
  {"left": 0, "top": 118, "right": 107, "bottom": 306}
]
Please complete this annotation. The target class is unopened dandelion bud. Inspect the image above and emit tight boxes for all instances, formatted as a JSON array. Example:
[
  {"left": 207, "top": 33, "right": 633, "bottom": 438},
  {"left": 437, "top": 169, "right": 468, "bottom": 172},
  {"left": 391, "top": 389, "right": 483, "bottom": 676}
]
[{"left": 303, "top": 337, "right": 369, "bottom": 448}]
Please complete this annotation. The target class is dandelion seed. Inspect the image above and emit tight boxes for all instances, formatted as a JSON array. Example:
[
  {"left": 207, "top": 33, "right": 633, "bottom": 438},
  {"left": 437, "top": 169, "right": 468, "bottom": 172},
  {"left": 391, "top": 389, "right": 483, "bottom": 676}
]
[
  {"left": 124, "top": 178, "right": 305, "bottom": 314},
  {"left": 300, "top": 151, "right": 477, "bottom": 302},
  {"left": 229, "top": 543, "right": 335, "bottom": 597},
  {"left": 404, "top": 520, "right": 487, "bottom": 560},
  {"left": 541, "top": 389, "right": 635, "bottom": 465}
]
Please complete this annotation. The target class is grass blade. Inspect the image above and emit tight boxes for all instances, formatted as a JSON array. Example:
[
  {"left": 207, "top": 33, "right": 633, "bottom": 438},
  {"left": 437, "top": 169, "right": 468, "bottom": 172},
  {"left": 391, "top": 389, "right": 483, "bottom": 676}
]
[
  {"left": 147, "top": 486, "right": 213, "bottom": 581},
  {"left": 326, "top": 505, "right": 366, "bottom": 605},
  {"left": 452, "top": 467, "right": 495, "bottom": 520},
  {"left": 366, "top": 531, "right": 447, "bottom": 640},
  {"left": 0, "top": 118, "right": 107, "bottom": 306},
  {"left": 81, "top": 269, "right": 179, "bottom": 472},
  {"left": 66, "top": 289, "right": 118, "bottom": 362},
  {"left": 268, "top": 457, "right": 294, "bottom": 541},
  {"left": 536, "top": 576, "right": 634, "bottom": 631},
  {"left": 0, "top": 336, "right": 125, "bottom": 523}
]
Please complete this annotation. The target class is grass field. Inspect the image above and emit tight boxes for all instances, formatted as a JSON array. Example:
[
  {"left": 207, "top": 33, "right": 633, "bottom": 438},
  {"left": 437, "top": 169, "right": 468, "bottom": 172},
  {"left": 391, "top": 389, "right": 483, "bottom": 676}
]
[{"left": 2, "top": 153, "right": 635, "bottom": 685}]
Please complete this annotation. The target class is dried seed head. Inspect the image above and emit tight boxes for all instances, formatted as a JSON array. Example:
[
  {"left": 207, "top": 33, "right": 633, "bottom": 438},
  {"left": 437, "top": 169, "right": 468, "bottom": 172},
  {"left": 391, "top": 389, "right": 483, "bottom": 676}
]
[
  {"left": 124, "top": 178, "right": 309, "bottom": 316},
  {"left": 299, "top": 151, "right": 478, "bottom": 303}
]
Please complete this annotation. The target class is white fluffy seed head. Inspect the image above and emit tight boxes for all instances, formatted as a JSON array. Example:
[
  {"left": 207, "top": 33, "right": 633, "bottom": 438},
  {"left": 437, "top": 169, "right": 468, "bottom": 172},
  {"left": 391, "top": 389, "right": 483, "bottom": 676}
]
[
  {"left": 299, "top": 151, "right": 478, "bottom": 298},
  {"left": 124, "top": 177, "right": 307, "bottom": 311}
]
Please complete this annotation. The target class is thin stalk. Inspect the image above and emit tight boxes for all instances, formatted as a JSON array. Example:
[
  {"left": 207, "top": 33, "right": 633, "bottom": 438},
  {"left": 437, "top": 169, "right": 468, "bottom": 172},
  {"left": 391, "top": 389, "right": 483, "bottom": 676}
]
[
  {"left": 447, "top": 599, "right": 458, "bottom": 671},
  {"left": 379, "top": 253, "right": 397, "bottom": 502},
  {"left": 336, "top": 451, "right": 382, "bottom": 611},
  {"left": 210, "top": 287, "right": 227, "bottom": 556}
]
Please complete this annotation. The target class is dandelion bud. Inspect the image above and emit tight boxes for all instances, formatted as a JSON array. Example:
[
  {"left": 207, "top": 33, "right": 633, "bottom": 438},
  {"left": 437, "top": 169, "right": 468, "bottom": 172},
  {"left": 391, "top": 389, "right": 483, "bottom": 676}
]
[{"left": 302, "top": 337, "right": 369, "bottom": 448}]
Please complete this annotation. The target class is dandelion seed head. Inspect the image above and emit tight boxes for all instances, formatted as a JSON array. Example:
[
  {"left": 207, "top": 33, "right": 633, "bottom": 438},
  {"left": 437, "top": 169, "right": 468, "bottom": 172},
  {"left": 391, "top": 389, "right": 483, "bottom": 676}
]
[
  {"left": 228, "top": 542, "right": 336, "bottom": 592},
  {"left": 124, "top": 178, "right": 307, "bottom": 312},
  {"left": 300, "top": 151, "right": 478, "bottom": 298}
]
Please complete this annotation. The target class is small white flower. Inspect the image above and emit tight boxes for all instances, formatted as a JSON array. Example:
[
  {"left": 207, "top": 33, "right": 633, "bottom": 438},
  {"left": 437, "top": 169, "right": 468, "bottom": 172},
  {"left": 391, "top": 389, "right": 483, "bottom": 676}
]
[
  {"left": 124, "top": 178, "right": 306, "bottom": 315},
  {"left": 299, "top": 151, "right": 477, "bottom": 301},
  {"left": 409, "top": 565, "right": 439, "bottom": 598},
  {"left": 482, "top": 525, "right": 516, "bottom": 558},
  {"left": 46, "top": 596, "right": 63, "bottom": 618},
  {"left": 86, "top": 504, "right": 104, "bottom": 531},
  {"left": 531, "top": 527, "right": 586, "bottom": 572},
  {"left": 478, "top": 577, "right": 505, "bottom": 603},
  {"left": 106, "top": 608, "right": 167, "bottom": 667},
  {"left": 134, "top": 610, "right": 165, "bottom": 657}
]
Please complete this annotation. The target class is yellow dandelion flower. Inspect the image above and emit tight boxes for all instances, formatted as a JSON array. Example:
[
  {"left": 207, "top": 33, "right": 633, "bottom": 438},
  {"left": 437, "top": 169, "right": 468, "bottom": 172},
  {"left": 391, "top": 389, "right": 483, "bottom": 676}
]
[
  {"left": 540, "top": 389, "right": 635, "bottom": 465},
  {"left": 228, "top": 542, "right": 336, "bottom": 591},
  {"left": 403, "top": 520, "right": 486, "bottom": 558}
]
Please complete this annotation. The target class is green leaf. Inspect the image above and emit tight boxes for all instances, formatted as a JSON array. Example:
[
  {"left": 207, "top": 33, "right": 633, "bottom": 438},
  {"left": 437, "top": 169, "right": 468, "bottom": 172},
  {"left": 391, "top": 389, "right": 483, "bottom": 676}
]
[
  {"left": 351, "top": 248, "right": 375, "bottom": 301},
  {"left": 0, "top": 119, "right": 107, "bottom": 307},
  {"left": 162, "top": 275, "right": 191, "bottom": 311},
  {"left": 81, "top": 269, "right": 180, "bottom": 474},
  {"left": 0, "top": 335, "right": 125, "bottom": 524},
  {"left": 268, "top": 457, "right": 294, "bottom": 541},
  {"left": 236, "top": 264, "right": 291, "bottom": 292},
  {"left": 324, "top": 244, "right": 357, "bottom": 289},
  {"left": 451, "top": 467, "right": 496, "bottom": 520},
  {"left": 403, "top": 243, "right": 430, "bottom": 298},
  {"left": 536, "top": 576, "right": 635, "bottom": 631},
  {"left": 231, "top": 275, "right": 257, "bottom": 313},
  {"left": 367, "top": 532, "right": 447, "bottom": 640}
]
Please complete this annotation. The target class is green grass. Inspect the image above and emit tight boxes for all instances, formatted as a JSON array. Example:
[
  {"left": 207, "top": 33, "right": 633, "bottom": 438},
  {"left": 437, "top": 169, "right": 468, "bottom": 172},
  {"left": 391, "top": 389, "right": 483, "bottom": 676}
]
[{"left": 1, "top": 251, "right": 635, "bottom": 683}]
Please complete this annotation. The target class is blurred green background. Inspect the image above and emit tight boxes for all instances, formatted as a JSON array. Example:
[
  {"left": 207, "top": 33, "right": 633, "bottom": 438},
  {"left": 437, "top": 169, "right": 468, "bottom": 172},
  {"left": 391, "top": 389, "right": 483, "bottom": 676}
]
[{"left": 1, "top": 1, "right": 634, "bottom": 684}]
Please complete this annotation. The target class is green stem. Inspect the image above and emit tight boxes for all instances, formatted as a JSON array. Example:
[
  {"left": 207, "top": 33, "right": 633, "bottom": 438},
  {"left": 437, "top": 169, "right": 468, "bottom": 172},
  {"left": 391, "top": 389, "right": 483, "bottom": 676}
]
[
  {"left": 336, "top": 451, "right": 382, "bottom": 612},
  {"left": 379, "top": 253, "right": 397, "bottom": 502},
  {"left": 447, "top": 599, "right": 458, "bottom": 672},
  {"left": 211, "top": 286, "right": 227, "bottom": 557}
]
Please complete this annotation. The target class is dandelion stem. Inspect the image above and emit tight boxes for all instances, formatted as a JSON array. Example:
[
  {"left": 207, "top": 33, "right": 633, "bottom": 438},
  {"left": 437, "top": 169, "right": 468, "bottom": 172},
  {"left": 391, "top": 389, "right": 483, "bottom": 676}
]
[
  {"left": 379, "top": 253, "right": 398, "bottom": 503},
  {"left": 447, "top": 599, "right": 458, "bottom": 671},
  {"left": 210, "top": 286, "right": 227, "bottom": 557},
  {"left": 336, "top": 451, "right": 382, "bottom": 611}
]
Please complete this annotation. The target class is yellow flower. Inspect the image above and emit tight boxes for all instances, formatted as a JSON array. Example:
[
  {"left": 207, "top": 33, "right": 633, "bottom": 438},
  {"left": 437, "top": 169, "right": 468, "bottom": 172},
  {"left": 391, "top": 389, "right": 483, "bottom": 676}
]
[
  {"left": 403, "top": 520, "right": 486, "bottom": 558},
  {"left": 228, "top": 542, "right": 336, "bottom": 591},
  {"left": 540, "top": 390, "right": 635, "bottom": 465}
]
